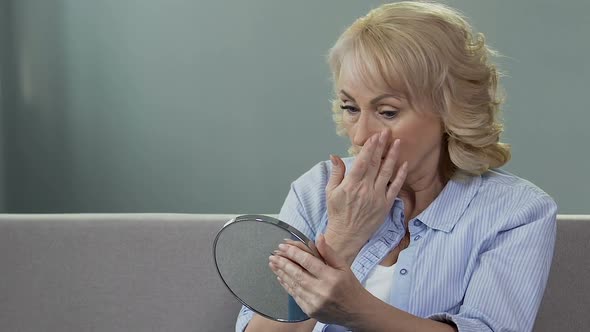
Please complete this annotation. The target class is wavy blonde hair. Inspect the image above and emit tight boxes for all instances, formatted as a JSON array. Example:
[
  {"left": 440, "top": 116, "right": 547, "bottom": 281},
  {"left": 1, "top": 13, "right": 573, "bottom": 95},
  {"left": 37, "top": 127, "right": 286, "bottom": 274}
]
[{"left": 327, "top": 1, "right": 511, "bottom": 179}]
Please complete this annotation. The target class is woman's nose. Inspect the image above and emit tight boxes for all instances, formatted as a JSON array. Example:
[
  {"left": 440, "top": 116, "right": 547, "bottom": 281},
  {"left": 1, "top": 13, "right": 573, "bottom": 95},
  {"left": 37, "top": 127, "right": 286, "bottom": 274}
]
[{"left": 352, "top": 113, "right": 380, "bottom": 147}]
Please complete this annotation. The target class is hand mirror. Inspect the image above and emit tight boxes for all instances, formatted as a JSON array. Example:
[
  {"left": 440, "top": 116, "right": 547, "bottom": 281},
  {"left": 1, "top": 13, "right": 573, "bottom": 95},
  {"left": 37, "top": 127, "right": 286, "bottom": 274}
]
[{"left": 213, "top": 214, "right": 320, "bottom": 322}]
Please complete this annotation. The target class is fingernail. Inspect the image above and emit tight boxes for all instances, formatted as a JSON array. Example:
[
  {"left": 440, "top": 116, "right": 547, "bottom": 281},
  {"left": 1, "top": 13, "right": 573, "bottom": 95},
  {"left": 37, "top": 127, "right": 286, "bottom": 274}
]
[
  {"left": 278, "top": 243, "right": 287, "bottom": 251},
  {"left": 330, "top": 155, "right": 337, "bottom": 166}
]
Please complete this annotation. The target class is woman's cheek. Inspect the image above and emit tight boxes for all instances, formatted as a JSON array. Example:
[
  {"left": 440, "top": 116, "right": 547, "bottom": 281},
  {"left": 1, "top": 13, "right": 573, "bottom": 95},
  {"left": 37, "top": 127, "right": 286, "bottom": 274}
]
[{"left": 397, "top": 143, "right": 412, "bottom": 168}]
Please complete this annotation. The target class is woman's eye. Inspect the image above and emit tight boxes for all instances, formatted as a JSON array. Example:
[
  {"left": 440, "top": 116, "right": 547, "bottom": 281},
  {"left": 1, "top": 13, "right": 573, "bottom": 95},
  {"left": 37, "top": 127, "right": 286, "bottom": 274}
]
[
  {"left": 379, "top": 110, "right": 399, "bottom": 119},
  {"left": 340, "top": 105, "right": 359, "bottom": 115}
]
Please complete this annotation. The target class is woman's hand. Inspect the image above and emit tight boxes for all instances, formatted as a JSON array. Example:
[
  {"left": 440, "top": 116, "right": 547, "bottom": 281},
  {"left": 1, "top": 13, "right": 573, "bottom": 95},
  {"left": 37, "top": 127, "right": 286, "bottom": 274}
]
[
  {"left": 269, "top": 236, "right": 458, "bottom": 332},
  {"left": 326, "top": 130, "right": 408, "bottom": 263},
  {"left": 269, "top": 234, "right": 370, "bottom": 326}
]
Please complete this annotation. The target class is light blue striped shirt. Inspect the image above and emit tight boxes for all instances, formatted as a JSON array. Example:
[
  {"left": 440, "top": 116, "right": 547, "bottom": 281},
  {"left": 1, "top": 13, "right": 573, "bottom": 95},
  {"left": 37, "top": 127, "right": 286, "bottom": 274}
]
[{"left": 236, "top": 157, "right": 557, "bottom": 332}]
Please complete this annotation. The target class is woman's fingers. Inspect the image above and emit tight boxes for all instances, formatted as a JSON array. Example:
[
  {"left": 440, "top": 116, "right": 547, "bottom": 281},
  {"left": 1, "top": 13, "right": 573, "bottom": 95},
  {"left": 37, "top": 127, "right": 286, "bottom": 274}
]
[
  {"left": 364, "top": 130, "right": 390, "bottom": 182},
  {"left": 326, "top": 155, "right": 346, "bottom": 193},
  {"left": 282, "top": 238, "right": 325, "bottom": 265},
  {"left": 375, "top": 138, "right": 401, "bottom": 192},
  {"left": 345, "top": 133, "right": 380, "bottom": 183},
  {"left": 273, "top": 242, "right": 327, "bottom": 278},
  {"left": 386, "top": 161, "right": 408, "bottom": 202},
  {"left": 269, "top": 251, "right": 317, "bottom": 305},
  {"left": 344, "top": 131, "right": 400, "bottom": 188}
]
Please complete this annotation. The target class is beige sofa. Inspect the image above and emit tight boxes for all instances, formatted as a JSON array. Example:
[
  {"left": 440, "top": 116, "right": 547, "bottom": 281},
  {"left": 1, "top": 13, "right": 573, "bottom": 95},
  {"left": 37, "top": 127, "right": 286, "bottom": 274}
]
[{"left": 0, "top": 214, "right": 588, "bottom": 331}]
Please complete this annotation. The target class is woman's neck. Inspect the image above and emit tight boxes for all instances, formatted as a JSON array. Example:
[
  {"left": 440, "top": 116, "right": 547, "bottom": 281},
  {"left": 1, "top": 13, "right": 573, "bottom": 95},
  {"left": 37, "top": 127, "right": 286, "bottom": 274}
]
[{"left": 399, "top": 170, "right": 446, "bottom": 222}]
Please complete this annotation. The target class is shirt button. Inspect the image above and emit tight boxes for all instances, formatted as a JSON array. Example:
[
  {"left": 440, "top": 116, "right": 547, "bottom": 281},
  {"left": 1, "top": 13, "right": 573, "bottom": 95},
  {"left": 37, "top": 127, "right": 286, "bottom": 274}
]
[
  {"left": 400, "top": 268, "right": 408, "bottom": 275},
  {"left": 413, "top": 220, "right": 423, "bottom": 227},
  {"left": 414, "top": 235, "right": 421, "bottom": 241}
]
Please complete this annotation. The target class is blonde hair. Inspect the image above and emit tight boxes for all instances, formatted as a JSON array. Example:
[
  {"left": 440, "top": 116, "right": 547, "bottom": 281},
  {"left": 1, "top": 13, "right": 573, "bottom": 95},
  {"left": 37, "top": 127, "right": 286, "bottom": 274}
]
[{"left": 328, "top": 1, "right": 511, "bottom": 179}]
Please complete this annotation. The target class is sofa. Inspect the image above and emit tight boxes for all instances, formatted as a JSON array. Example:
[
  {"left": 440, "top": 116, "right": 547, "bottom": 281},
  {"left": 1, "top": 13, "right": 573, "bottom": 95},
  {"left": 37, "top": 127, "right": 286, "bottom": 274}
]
[{"left": 0, "top": 213, "right": 588, "bottom": 331}]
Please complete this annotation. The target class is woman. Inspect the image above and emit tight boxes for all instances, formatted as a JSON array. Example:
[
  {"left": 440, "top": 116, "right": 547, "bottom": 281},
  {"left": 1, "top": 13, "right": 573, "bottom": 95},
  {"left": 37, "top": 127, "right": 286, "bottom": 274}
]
[{"left": 237, "top": 1, "right": 557, "bottom": 331}]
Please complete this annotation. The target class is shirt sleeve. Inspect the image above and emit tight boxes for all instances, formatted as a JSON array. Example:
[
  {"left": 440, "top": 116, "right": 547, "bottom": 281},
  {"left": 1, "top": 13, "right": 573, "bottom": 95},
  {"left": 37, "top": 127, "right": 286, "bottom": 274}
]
[
  {"left": 235, "top": 305, "right": 254, "bottom": 332},
  {"left": 428, "top": 194, "right": 558, "bottom": 332},
  {"left": 234, "top": 161, "right": 330, "bottom": 332}
]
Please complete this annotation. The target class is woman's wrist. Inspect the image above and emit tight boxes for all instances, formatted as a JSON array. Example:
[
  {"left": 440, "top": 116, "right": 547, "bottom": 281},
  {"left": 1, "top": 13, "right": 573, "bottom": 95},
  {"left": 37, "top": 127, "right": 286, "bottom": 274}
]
[{"left": 323, "top": 228, "right": 366, "bottom": 266}]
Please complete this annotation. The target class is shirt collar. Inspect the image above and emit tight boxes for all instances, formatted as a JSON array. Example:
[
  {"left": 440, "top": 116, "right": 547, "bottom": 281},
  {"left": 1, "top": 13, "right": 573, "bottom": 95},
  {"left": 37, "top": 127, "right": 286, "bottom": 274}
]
[{"left": 413, "top": 172, "right": 483, "bottom": 233}]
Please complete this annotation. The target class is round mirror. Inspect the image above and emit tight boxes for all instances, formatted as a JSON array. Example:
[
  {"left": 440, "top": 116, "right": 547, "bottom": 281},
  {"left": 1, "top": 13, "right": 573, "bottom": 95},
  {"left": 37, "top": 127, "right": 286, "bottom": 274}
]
[{"left": 213, "top": 214, "right": 318, "bottom": 322}]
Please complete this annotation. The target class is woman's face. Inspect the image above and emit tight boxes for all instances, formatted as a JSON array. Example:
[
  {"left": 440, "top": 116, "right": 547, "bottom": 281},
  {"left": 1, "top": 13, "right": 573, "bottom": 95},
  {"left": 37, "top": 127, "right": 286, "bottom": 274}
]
[{"left": 337, "top": 69, "right": 444, "bottom": 181}]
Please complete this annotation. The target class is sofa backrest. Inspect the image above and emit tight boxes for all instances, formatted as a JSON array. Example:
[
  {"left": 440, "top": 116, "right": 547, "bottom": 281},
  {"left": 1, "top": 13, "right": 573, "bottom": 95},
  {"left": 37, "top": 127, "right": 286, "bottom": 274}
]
[
  {"left": 0, "top": 214, "right": 242, "bottom": 332},
  {"left": 0, "top": 214, "right": 588, "bottom": 332},
  {"left": 534, "top": 215, "right": 590, "bottom": 331}
]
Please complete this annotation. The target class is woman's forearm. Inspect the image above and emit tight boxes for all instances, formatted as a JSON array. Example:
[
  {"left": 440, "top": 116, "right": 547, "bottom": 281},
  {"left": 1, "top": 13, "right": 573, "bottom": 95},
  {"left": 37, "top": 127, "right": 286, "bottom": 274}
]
[
  {"left": 245, "top": 314, "right": 317, "bottom": 332},
  {"left": 348, "top": 292, "right": 457, "bottom": 332},
  {"left": 245, "top": 298, "right": 455, "bottom": 332}
]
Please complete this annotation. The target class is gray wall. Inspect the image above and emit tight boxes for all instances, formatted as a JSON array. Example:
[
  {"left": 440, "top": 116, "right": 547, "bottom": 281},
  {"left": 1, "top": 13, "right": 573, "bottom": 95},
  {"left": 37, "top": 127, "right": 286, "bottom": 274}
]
[
  {"left": 0, "top": 0, "right": 10, "bottom": 211},
  {"left": 1, "top": 0, "right": 588, "bottom": 214}
]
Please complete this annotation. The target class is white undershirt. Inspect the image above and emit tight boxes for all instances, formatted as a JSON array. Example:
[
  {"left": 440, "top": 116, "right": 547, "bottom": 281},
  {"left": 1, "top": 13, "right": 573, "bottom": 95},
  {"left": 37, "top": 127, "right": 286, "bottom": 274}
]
[{"left": 363, "top": 263, "right": 396, "bottom": 303}]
